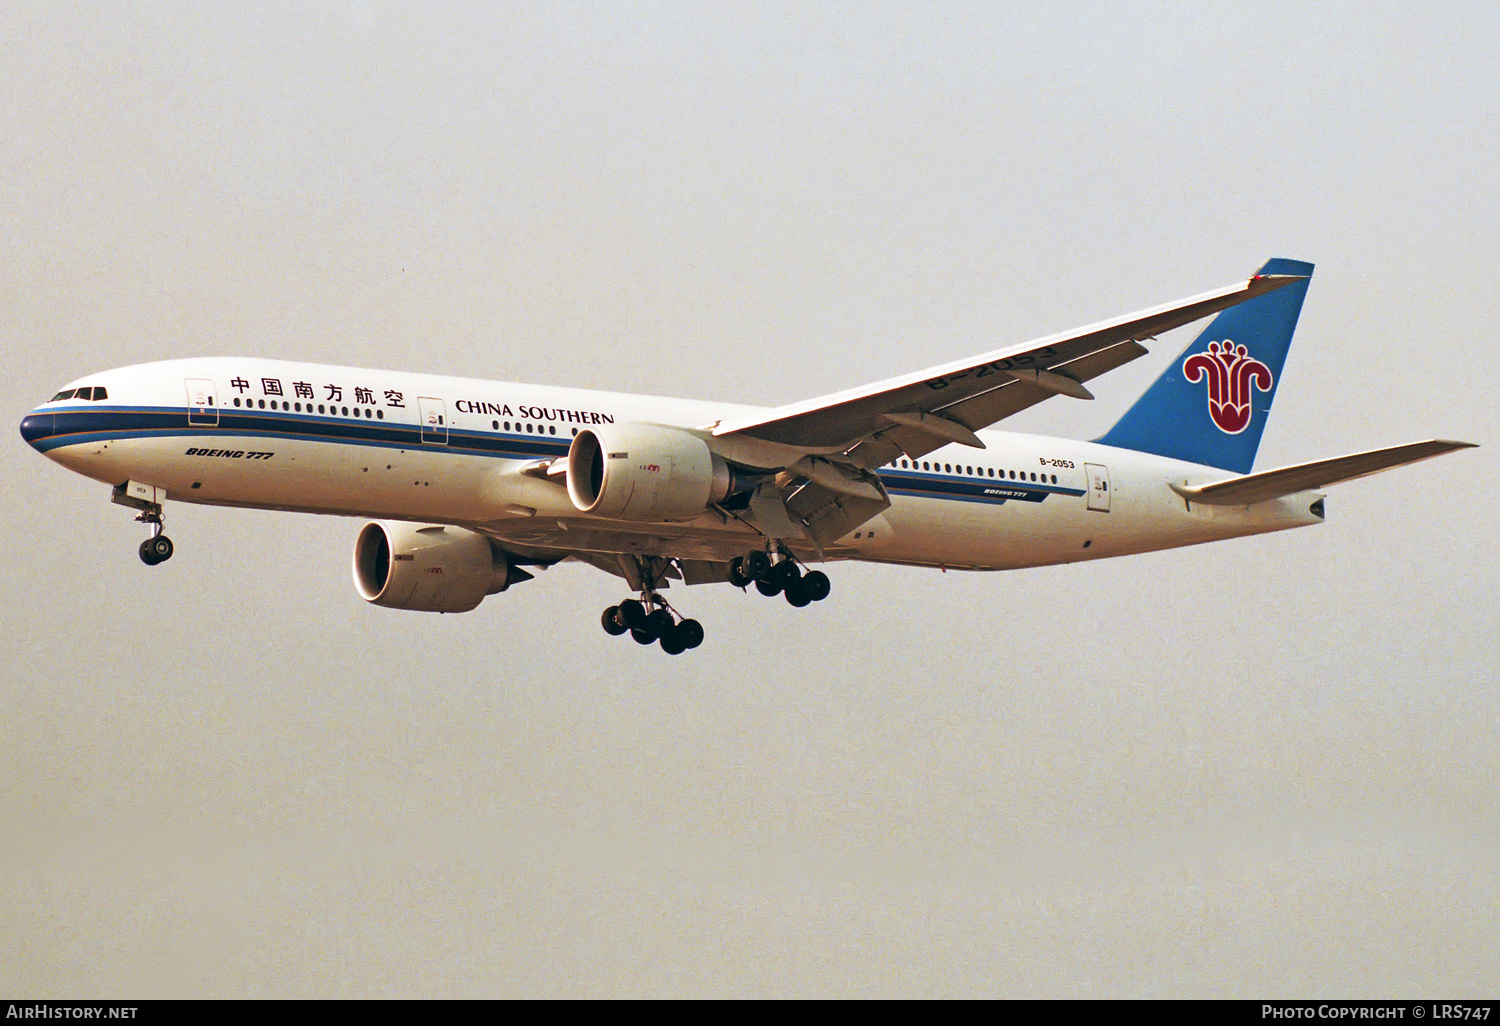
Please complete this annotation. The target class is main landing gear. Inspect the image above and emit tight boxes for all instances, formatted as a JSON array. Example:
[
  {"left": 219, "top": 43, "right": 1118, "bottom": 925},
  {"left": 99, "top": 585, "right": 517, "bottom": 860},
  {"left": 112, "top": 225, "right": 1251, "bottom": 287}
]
[
  {"left": 728, "top": 550, "right": 830, "bottom": 607},
  {"left": 601, "top": 594, "right": 705, "bottom": 656},
  {"left": 597, "top": 551, "right": 829, "bottom": 655}
]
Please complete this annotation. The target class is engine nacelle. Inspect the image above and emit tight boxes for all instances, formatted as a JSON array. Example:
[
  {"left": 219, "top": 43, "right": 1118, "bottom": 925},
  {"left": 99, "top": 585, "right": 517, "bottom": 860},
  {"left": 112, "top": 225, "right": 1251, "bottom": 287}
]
[
  {"left": 352, "top": 521, "right": 517, "bottom": 613},
  {"left": 566, "top": 423, "right": 738, "bottom": 521}
]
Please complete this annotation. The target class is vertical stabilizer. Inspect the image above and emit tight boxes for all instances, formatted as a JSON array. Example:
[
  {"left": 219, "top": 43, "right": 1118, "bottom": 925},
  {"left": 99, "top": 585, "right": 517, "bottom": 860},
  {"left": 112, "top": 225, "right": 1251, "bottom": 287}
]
[{"left": 1094, "top": 258, "right": 1313, "bottom": 474}]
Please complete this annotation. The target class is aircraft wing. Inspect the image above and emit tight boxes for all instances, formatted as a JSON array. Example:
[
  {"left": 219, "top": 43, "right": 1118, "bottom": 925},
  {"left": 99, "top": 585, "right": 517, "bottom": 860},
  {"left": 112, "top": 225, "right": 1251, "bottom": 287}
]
[
  {"left": 711, "top": 272, "right": 1305, "bottom": 469},
  {"left": 1169, "top": 439, "right": 1478, "bottom": 506}
]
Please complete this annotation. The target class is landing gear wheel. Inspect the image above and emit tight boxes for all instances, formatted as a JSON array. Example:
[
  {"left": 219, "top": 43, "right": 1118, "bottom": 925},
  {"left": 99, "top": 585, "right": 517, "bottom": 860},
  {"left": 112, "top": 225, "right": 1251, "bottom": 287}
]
[
  {"left": 139, "top": 535, "right": 173, "bottom": 565},
  {"left": 630, "top": 627, "right": 656, "bottom": 645},
  {"left": 647, "top": 608, "right": 675, "bottom": 639},
  {"left": 677, "top": 619, "right": 704, "bottom": 649},
  {"left": 618, "top": 599, "right": 648, "bottom": 631},
  {"left": 727, "top": 557, "right": 753, "bottom": 589},
  {"left": 601, "top": 606, "right": 628, "bottom": 636},
  {"left": 773, "top": 560, "right": 802, "bottom": 588},
  {"left": 784, "top": 580, "right": 812, "bottom": 607},
  {"left": 746, "top": 550, "right": 772, "bottom": 579},
  {"left": 754, "top": 577, "right": 782, "bottom": 597},
  {"left": 659, "top": 627, "right": 687, "bottom": 656},
  {"left": 803, "top": 570, "right": 831, "bottom": 602}
]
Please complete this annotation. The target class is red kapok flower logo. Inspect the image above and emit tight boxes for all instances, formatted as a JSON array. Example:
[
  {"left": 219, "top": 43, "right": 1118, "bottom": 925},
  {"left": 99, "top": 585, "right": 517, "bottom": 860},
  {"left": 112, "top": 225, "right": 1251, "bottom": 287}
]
[{"left": 1183, "top": 339, "right": 1273, "bottom": 435}]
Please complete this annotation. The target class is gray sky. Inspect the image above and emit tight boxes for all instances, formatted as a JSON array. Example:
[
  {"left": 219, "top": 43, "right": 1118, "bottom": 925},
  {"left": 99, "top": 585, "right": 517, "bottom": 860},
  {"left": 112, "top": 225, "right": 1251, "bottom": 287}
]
[{"left": 3, "top": 1, "right": 1496, "bottom": 997}]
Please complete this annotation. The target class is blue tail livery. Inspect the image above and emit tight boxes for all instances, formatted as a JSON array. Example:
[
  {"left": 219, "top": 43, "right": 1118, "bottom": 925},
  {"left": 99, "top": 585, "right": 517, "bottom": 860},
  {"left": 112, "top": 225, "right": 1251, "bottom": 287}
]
[{"left": 1095, "top": 258, "right": 1314, "bottom": 474}]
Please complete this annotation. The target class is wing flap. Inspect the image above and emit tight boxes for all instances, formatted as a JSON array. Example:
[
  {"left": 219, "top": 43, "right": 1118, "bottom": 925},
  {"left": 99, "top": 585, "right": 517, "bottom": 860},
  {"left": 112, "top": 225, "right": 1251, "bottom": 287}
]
[
  {"left": 1171, "top": 439, "right": 1477, "bottom": 506},
  {"left": 934, "top": 339, "right": 1150, "bottom": 435},
  {"left": 782, "top": 478, "right": 892, "bottom": 550},
  {"left": 836, "top": 340, "right": 1150, "bottom": 468}
]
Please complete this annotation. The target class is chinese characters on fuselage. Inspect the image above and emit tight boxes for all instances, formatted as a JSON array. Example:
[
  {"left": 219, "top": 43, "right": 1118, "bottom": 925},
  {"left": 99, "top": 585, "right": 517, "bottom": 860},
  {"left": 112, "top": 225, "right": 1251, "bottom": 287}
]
[{"left": 225, "top": 375, "right": 614, "bottom": 424}]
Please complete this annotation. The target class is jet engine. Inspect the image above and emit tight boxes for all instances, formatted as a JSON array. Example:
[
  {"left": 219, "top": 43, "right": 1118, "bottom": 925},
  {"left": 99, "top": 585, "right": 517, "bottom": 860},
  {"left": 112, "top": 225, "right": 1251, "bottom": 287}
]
[
  {"left": 352, "top": 521, "right": 521, "bottom": 613},
  {"left": 566, "top": 423, "right": 743, "bottom": 521}
]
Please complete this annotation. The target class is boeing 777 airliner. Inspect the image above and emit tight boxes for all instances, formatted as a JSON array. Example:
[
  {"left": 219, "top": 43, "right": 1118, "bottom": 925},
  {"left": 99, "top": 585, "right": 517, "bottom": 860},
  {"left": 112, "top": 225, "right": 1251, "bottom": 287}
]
[{"left": 20, "top": 259, "right": 1475, "bottom": 654}]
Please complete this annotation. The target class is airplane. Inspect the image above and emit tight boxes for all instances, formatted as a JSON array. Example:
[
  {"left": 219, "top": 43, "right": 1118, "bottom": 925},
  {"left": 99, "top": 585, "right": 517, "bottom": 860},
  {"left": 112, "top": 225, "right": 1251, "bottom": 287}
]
[{"left": 19, "top": 258, "right": 1475, "bottom": 655}]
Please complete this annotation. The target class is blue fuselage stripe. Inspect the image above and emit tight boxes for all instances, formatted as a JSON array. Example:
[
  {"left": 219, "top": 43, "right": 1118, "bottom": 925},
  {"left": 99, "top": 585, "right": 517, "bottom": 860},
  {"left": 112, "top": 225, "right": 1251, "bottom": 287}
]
[
  {"left": 26, "top": 405, "right": 1086, "bottom": 505},
  {"left": 26, "top": 405, "right": 571, "bottom": 459}
]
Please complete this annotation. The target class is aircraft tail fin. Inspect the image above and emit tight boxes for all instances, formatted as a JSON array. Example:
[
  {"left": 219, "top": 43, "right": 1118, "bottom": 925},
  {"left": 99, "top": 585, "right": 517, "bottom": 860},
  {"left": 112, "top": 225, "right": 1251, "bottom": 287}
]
[{"left": 1094, "top": 258, "right": 1313, "bottom": 474}]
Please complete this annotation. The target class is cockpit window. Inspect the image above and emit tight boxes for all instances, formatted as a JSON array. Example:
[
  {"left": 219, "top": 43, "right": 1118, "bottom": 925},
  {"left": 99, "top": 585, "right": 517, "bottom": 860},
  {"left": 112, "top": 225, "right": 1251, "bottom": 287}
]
[{"left": 49, "top": 386, "right": 107, "bottom": 402}]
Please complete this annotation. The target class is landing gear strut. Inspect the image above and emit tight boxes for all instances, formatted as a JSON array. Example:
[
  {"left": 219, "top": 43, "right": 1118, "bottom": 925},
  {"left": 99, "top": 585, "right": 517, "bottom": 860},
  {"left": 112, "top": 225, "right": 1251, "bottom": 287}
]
[{"left": 728, "top": 550, "right": 830, "bottom": 607}]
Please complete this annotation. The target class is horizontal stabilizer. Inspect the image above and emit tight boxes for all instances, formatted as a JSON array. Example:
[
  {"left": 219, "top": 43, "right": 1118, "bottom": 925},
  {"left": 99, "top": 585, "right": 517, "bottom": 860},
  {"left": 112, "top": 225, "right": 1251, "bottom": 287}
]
[{"left": 1170, "top": 439, "right": 1477, "bottom": 506}]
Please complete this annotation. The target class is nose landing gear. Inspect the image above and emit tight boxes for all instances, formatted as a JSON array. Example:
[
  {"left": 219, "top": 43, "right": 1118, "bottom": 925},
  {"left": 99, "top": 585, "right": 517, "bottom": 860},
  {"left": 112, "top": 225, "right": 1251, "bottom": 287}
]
[
  {"left": 135, "top": 509, "right": 174, "bottom": 566},
  {"left": 112, "top": 482, "right": 174, "bottom": 566}
]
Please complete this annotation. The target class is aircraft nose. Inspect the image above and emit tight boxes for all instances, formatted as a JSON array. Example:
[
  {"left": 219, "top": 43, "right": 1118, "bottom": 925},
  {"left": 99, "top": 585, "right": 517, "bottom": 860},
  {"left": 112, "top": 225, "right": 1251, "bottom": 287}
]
[{"left": 19, "top": 409, "right": 55, "bottom": 452}]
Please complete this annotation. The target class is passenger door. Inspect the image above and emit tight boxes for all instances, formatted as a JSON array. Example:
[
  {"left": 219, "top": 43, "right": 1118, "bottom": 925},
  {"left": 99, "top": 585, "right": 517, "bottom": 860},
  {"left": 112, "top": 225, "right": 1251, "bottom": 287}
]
[
  {"left": 185, "top": 378, "right": 218, "bottom": 427},
  {"left": 418, "top": 396, "right": 448, "bottom": 444},
  {"left": 1085, "top": 463, "right": 1111, "bottom": 512}
]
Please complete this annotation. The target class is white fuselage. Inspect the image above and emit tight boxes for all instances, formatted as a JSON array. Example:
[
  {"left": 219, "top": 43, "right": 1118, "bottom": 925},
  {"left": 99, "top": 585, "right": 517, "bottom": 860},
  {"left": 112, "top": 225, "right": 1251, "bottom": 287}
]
[{"left": 23, "top": 357, "right": 1324, "bottom": 574}]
